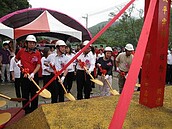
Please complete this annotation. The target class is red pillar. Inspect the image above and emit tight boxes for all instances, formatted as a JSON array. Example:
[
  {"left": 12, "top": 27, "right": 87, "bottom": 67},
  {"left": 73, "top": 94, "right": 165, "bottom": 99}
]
[{"left": 139, "top": 0, "right": 171, "bottom": 108}]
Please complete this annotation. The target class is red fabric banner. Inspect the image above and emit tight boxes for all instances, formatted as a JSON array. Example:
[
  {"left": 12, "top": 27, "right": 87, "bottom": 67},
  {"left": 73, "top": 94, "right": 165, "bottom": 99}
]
[
  {"left": 139, "top": 0, "right": 171, "bottom": 108},
  {"left": 108, "top": 0, "right": 158, "bottom": 128}
]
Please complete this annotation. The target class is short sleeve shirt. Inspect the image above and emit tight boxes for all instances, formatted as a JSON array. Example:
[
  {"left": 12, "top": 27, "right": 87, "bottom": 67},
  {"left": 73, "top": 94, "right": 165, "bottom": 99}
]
[
  {"left": 15, "top": 48, "right": 41, "bottom": 73},
  {"left": 116, "top": 52, "right": 133, "bottom": 72}
]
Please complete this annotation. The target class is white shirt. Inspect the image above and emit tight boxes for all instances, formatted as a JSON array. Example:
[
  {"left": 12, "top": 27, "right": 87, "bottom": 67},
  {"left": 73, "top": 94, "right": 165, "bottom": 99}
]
[
  {"left": 10, "top": 56, "right": 21, "bottom": 78},
  {"left": 97, "top": 53, "right": 104, "bottom": 59},
  {"left": 41, "top": 57, "right": 50, "bottom": 75},
  {"left": 47, "top": 53, "right": 72, "bottom": 73},
  {"left": 167, "top": 53, "right": 172, "bottom": 65},
  {"left": 76, "top": 51, "right": 95, "bottom": 72},
  {"left": 47, "top": 53, "right": 56, "bottom": 73},
  {"left": 66, "top": 53, "right": 75, "bottom": 72},
  {"left": 116, "top": 52, "right": 133, "bottom": 72}
]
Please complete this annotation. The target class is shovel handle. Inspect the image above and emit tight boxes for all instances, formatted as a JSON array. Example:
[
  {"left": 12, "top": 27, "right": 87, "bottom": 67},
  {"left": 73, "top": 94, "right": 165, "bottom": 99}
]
[
  {"left": 103, "top": 75, "right": 118, "bottom": 92},
  {"left": 83, "top": 66, "right": 94, "bottom": 79},
  {"left": 27, "top": 73, "right": 41, "bottom": 90},
  {"left": 57, "top": 76, "right": 68, "bottom": 94},
  {"left": 0, "top": 93, "right": 11, "bottom": 100}
]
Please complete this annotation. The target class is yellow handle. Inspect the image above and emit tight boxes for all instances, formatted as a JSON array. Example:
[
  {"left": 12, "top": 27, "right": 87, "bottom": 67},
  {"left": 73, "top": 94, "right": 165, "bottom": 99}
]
[
  {"left": 57, "top": 76, "right": 68, "bottom": 94},
  {"left": 27, "top": 73, "right": 41, "bottom": 90},
  {"left": 83, "top": 66, "right": 94, "bottom": 79},
  {"left": 0, "top": 93, "right": 11, "bottom": 100}
]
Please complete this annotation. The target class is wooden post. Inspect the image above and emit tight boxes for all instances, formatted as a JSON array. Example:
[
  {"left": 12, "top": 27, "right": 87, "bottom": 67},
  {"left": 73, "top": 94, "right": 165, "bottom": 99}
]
[{"left": 139, "top": 0, "right": 171, "bottom": 108}]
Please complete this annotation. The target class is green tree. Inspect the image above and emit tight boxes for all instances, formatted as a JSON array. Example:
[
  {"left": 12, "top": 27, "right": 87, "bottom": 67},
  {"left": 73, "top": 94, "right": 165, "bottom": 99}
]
[
  {"left": 0, "top": 0, "right": 30, "bottom": 18},
  {"left": 90, "top": 4, "right": 144, "bottom": 48}
]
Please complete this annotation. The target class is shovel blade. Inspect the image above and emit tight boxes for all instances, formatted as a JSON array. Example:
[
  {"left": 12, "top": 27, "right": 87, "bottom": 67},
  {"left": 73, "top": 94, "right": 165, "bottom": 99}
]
[
  {"left": 65, "top": 93, "right": 76, "bottom": 101},
  {"left": 110, "top": 90, "right": 119, "bottom": 96},
  {"left": 0, "top": 112, "right": 11, "bottom": 125},
  {"left": 135, "top": 83, "right": 140, "bottom": 87},
  {"left": 91, "top": 79, "right": 103, "bottom": 86},
  {"left": 0, "top": 100, "right": 6, "bottom": 107},
  {"left": 37, "top": 89, "right": 51, "bottom": 99}
]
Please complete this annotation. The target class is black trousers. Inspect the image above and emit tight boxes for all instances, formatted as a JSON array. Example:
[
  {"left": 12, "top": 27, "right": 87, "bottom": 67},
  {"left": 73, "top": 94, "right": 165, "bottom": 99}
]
[
  {"left": 166, "top": 64, "right": 172, "bottom": 84},
  {"left": 14, "top": 78, "right": 21, "bottom": 98},
  {"left": 43, "top": 75, "right": 51, "bottom": 91},
  {"left": 21, "top": 73, "right": 39, "bottom": 114},
  {"left": 48, "top": 74, "right": 64, "bottom": 103},
  {"left": 64, "top": 72, "right": 74, "bottom": 92},
  {"left": 76, "top": 70, "right": 91, "bottom": 100}
]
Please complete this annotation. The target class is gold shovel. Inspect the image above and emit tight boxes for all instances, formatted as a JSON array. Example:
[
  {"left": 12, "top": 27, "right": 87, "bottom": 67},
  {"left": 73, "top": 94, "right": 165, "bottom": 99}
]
[
  {"left": 83, "top": 66, "right": 103, "bottom": 86},
  {"left": 28, "top": 76, "right": 51, "bottom": 99},
  {"left": 135, "top": 83, "right": 141, "bottom": 87},
  {"left": 57, "top": 76, "right": 75, "bottom": 101},
  {"left": 0, "top": 112, "right": 11, "bottom": 126},
  {"left": 18, "top": 65, "right": 51, "bottom": 99},
  {"left": 0, "top": 100, "right": 6, "bottom": 107},
  {"left": 0, "top": 93, "right": 26, "bottom": 102},
  {"left": 103, "top": 75, "right": 119, "bottom": 95}
]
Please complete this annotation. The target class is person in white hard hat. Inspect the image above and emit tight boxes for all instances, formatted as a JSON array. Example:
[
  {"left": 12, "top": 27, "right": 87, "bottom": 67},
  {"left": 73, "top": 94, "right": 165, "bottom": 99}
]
[
  {"left": 96, "top": 46, "right": 113, "bottom": 96},
  {"left": 0, "top": 40, "right": 11, "bottom": 83},
  {"left": 76, "top": 40, "right": 95, "bottom": 100},
  {"left": 64, "top": 44, "right": 76, "bottom": 93},
  {"left": 115, "top": 43, "right": 134, "bottom": 94},
  {"left": 166, "top": 48, "right": 172, "bottom": 85},
  {"left": 46, "top": 40, "right": 71, "bottom": 103},
  {"left": 15, "top": 35, "right": 41, "bottom": 114}
]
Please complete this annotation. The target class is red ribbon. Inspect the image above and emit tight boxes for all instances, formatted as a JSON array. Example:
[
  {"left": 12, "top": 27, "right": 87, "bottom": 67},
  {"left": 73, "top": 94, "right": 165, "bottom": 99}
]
[
  {"left": 77, "top": 59, "right": 85, "bottom": 68},
  {"left": 22, "top": 68, "right": 29, "bottom": 77},
  {"left": 49, "top": 63, "right": 60, "bottom": 77},
  {"left": 120, "top": 71, "right": 126, "bottom": 77},
  {"left": 17, "top": 64, "right": 30, "bottom": 77},
  {"left": 97, "top": 65, "right": 107, "bottom": 75},
  {"left": 109, "top": 0, "right": 157, "bottom": 128},
  {"left": 4, "top": 0, "right": 135, "bottom": 128}
]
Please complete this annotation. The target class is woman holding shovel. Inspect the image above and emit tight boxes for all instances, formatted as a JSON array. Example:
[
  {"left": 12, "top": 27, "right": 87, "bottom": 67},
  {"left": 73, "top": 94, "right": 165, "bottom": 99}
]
[
  {"left": 96, "top": 47, "right": 113, "bottom": 96},
  {"left": 76, "top": 40, "right": 96, "bottom": 100}
]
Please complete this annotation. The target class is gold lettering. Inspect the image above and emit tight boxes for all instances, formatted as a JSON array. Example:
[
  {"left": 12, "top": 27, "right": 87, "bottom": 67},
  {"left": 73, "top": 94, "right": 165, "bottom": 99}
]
[
  {"left": 163, "top": 0, "right": 168, "bottom": 3},
  {"left": 162, "top": 6, "right": 167, "bottom": 14},
  {"left": 162, "top": 18, "right": 167, "bottom": 25}
]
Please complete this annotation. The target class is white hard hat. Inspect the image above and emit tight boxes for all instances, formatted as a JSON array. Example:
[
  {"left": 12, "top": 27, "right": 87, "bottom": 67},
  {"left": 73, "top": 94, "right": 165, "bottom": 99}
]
[
  {"left": 104, "top": 47, "right": 112, "bottom": 52},
  {"left": 3, "top": 40, "right": 10, "bottom": 45},
  {"left": 26, "top": 35, "right": 37, "bottom": 42},
  {"left": 83, "top": 40, "right": 91, "bottom": 46},
  {"left": 125, "top": 44, "right": 134, "bottom": 51},
  {"left": 168, "top": 50, "right": 170, "bottom": 54},
  {"left": 55, "top": 40, "right": 66, "bottom": 47}
]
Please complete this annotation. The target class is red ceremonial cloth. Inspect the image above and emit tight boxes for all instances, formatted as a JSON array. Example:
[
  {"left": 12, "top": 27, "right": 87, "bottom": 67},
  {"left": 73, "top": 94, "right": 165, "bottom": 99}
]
[{"left": 108, "top": 0, "right": 158, "bottom": 128}]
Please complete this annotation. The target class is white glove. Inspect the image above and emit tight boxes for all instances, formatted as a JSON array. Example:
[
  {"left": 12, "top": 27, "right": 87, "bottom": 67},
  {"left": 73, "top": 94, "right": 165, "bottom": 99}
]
[
  {"left": 60, "top": 76, "right": 65, "bottom": 83},
  {"left": 116, "top": 67, "right": 120, "bottom": 72},
  {"left": 105, "top": 75, "right": 109, "bottom": 79},
  {"left": 125, "top": 73, "right": 128, "bottom": 79},
  {"left": 97, "top": 63, "right": 101, "bottom": 67},
  {"left": 28, "top": 73, "right": 34, "bottom": 81},
  {"left": 86, "top": 70, "right": 91, "bottom": 74}
]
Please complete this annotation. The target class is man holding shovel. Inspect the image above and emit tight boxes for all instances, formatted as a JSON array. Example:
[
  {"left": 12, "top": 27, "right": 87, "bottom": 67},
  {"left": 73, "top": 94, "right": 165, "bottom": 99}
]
[
  {"left": 115, "top": 43, "right": 134, "bottom": 94},
  {"left": 47, "top": 40, "right": 72, "bottom": 103},
  {"left": 15, "top": 35, "right": 41, "bottom": 114}
]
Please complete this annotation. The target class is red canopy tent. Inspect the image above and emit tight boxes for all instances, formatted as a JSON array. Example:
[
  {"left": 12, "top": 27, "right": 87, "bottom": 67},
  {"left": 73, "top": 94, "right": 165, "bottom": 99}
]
[
  {"left": 14, "top": 10, "right": 82, "bottom": 40},
  {"left": 0, "top": 8, "right": 92, "bottom": 41}
]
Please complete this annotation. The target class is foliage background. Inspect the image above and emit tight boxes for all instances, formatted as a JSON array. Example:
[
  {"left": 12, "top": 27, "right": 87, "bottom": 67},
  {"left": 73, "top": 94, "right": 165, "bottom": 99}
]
[{"left": 0, "top": 1, "right": 172, "bottom": 49}]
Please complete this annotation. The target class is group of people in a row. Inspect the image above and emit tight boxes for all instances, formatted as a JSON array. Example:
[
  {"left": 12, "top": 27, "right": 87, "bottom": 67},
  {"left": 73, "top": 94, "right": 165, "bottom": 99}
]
[{"left": 2, "top": 35, "right": 134, "bottom": 114}]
